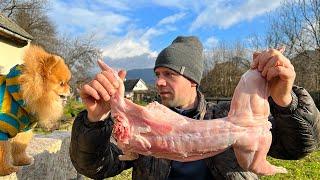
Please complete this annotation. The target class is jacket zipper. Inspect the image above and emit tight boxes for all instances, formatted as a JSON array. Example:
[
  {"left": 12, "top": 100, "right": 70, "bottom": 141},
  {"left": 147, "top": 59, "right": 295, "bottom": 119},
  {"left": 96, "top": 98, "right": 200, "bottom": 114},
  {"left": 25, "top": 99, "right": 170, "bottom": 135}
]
[{"left": 165, "top": 164, "right": 171, "bottom": 179}]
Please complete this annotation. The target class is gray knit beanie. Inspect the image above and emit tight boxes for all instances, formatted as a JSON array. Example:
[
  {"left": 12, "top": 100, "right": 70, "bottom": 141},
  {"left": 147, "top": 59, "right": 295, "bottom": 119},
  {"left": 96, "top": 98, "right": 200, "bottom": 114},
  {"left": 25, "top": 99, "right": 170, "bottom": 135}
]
[{"left": 154, "top": 36, "right": 204, "bottom": 85}]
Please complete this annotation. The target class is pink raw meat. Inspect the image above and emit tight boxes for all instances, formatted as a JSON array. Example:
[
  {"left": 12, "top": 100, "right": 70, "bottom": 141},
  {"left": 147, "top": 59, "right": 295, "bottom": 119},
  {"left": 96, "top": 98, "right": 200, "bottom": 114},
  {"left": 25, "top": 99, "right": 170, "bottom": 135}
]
[{"left": 110, "top": 69, "right": 287, "bottom": 176}]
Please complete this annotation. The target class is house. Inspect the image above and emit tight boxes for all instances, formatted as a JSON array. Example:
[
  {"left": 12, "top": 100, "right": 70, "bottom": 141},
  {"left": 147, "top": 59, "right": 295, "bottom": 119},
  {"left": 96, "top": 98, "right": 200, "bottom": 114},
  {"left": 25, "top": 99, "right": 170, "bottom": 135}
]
[
  {"left": 124, "top": 78, "right": 148, "bottom": 101},
  {"left": 0, "top": 13, "right": 33, "bottom": 74}
]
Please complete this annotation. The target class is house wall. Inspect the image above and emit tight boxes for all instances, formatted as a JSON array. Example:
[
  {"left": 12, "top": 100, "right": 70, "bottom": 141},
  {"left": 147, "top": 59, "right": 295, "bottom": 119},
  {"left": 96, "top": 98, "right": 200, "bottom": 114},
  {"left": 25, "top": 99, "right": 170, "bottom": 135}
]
[
  {"left": 133, "top": 80, "right": 148, "bottom": 91},
  {"left": 0, "top": 39, "right": 29, "bottom": 74},
  {"left": 133, "top": 91, "right": 147, "bottom": 102},
  {"left": 125, "top": 92, "right": 134, "bottom": 99}
]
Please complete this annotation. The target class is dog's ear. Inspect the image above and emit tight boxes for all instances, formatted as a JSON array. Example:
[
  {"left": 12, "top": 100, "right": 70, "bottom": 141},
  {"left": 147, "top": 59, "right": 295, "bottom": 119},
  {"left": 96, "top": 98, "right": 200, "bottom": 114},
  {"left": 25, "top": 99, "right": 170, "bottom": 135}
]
[{"left": 42, "top": 56, "right": 60, "bottom": 77}]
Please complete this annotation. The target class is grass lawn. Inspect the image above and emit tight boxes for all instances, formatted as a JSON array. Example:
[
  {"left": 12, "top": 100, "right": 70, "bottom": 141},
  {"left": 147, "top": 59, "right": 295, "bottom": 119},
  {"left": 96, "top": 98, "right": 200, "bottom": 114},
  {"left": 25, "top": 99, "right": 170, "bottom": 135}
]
[
  {"left": 261, "top": 150, "right": 320, "bottom": 179},
  {"left": 105, "top": 169, "right": 132, "bottom": 180}
]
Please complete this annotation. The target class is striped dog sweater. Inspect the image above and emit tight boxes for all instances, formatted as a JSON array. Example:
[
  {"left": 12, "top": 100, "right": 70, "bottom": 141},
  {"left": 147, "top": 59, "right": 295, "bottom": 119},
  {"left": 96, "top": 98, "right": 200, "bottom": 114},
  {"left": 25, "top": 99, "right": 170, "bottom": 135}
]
[{"left": 0, "top": 65, "right": 36, "bottom": 141}]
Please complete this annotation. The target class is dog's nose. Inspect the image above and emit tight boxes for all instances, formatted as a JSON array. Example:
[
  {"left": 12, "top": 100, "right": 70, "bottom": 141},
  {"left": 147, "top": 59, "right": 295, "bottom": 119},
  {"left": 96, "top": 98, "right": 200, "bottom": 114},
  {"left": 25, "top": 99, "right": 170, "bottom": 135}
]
[{"left": 59, "top": 95, "right": 67, "bottom": 99}]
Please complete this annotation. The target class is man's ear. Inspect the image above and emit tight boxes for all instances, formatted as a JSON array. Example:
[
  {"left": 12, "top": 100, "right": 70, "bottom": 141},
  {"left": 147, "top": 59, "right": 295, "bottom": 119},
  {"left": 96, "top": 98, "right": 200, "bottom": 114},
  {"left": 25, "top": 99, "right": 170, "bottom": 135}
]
[{"left": 191, "top": 82, "right": 197, "bottom": 87}]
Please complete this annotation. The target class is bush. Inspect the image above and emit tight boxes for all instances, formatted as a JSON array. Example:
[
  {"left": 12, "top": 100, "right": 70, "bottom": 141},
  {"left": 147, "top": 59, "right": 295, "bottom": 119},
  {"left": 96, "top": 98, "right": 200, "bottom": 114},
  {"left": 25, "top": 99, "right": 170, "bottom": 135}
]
[
  {"left": 134, "top": 100, "right": 149, "bottom": 106},
  {"left": 64, "top": 97, "right": 85, "bottom": 118}
]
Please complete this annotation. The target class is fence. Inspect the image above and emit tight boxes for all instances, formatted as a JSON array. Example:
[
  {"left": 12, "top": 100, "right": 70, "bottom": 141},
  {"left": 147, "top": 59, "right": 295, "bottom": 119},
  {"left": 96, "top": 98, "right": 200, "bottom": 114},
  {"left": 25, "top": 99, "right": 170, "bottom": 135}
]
[{"left": 205, "top": 97, "right": 232, "bottom": 104}]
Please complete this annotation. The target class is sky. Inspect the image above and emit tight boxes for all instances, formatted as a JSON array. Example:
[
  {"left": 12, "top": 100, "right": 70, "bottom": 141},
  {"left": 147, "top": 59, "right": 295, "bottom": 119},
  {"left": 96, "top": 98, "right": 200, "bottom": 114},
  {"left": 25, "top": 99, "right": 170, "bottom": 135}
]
[{"left": 47, "top": 0, "right": 283, "bottom": 70}]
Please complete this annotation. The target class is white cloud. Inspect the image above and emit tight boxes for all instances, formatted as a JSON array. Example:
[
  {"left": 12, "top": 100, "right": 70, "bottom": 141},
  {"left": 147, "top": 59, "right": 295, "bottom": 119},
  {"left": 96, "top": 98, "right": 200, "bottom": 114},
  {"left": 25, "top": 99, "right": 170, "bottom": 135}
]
[
  {"left": 151, "top": 0, "right": 187, "bottom": 9},
  {"left": 102, "top": 10, "right": 185, "bottom": 61},
  {"left": 158, "top": 12, "right": 186, "bottom": 25},
  {"left": 190, "top": 0, "right": 282, "bottom": 31},
  {"left": 141, "top": 28, "right": 165, "bottom": 41},
  {"left": 151, "top": 0, "right": 204, "bottom": 12},
  {"left": 205, "top": 36, "right": 219, "bottom": 49},
  {"left": 94, "top": 0, "right": 131, "bottom": 11},
  {"left": 102, "top": 37, "right": 157, "bottom": 59},
  {"left": 100, "top": 27, "right": 162, "bottom": 70},
  {"left": 50, "top": 1, "right": 186, "bottom": 67},
  {"left": 49, "top": 1, "right": 129, "bottom": 36},
  {"left": 49, "top": 0, "right": 283, "bottom": 71}
]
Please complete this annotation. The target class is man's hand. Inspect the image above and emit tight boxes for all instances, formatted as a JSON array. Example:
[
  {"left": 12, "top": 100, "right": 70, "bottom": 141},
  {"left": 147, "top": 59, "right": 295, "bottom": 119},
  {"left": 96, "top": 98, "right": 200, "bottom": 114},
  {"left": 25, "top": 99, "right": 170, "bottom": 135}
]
[
  {"left": 79, "top": 60, "right": 126, "bottom": 122},
  {"left": 250, "top": 48, "right": 296, "bottom": 107}
]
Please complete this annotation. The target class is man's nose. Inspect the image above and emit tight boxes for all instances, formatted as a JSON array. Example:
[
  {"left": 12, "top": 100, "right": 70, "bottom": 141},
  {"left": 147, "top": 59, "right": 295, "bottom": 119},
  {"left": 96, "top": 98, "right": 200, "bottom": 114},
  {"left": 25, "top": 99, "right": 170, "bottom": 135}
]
[{"left": 156, "top": 77, "right": 166, "bottom": 86}]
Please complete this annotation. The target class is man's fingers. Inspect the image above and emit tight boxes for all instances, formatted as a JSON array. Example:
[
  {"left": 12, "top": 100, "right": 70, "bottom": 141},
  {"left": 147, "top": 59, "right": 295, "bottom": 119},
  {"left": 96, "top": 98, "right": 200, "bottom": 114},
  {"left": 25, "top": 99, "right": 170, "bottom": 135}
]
[
  {"left": 251, "top": 52, "right": 261, "bottom": 69},
  {"left": 118, "top": 70, "right": 127, "bottom": 81},
  {"left": 94, "top": 60, "right": 126, "bottom": 98},
  {"left": 266, "top": 66, "right": 293, "bottom": 81},
  {"left": 81, "top": 84, "right": 100, "bottom": 100},
  {"left": 266, "top": 67, "right": 280, "bottom": 81},
  {"left": 254, "top": 48, "right": 289, "bottom": 72},
  {"left": 96, "top": 73, "right": 116, "bottom": 96},
  {"left": 98, "top": 59, "right": 113, "bottom": 72},
  {"left": 253, "top": 52, "right": 260, "bottom": 59},
  {"left": 100, "top": 70, "right": 119, "bottom": 88},
  {"left": 257, "top": 51, "right": 273, "bottom": 71},
  {"left": 91, "top": 80, "right": 111, "bottom": 101},
  {"left": 97, "top": 60, "right": 120, "bottom": 88},
  {"left": 261, "top": 56, "right": 278, "bottom": 77}
]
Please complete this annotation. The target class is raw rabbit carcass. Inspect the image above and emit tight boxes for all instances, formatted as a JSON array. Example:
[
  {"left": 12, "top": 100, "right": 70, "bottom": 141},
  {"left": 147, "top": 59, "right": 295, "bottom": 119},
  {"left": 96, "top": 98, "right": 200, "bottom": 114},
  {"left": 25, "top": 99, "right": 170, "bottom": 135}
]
[{"left": 110, "top": 69, "right": 287, "bottom": 175}]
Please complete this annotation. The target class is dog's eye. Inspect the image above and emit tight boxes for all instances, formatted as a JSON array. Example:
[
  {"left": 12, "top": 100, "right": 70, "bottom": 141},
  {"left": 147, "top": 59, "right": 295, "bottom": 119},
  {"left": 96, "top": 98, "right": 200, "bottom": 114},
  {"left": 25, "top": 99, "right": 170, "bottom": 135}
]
[{"left": 60, "top": 81, "right": 64, "bottom": 86}]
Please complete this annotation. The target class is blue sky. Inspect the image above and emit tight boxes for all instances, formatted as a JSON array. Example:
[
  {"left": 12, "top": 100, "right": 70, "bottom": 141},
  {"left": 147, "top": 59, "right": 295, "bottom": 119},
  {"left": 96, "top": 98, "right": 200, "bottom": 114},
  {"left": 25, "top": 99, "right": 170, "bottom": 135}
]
[{"left": 47, "top": 0, "right": 283, "bottom": 70}]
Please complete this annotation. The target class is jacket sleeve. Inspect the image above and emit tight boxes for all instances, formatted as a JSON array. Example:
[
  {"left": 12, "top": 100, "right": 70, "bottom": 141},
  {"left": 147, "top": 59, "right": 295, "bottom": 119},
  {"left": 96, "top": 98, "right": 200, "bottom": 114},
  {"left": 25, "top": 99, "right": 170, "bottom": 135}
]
[
  {"left": 268, "top": 86, "right": 320, "bottom": 160},
  {"left": 69, "top": 110, "right": 133, "bottom": 179}
]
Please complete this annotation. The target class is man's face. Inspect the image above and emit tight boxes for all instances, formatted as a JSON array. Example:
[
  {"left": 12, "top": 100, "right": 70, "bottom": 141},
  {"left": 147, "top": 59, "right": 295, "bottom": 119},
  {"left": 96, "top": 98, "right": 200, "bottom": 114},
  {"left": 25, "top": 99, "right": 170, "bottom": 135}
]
[{"left": 155, "top": 67, "right": 196, "bottom": 108}]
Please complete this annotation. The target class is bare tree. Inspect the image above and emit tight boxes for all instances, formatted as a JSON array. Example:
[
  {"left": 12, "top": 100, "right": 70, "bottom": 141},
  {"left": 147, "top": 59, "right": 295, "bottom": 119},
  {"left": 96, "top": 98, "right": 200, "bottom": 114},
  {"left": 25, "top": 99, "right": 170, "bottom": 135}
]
[
  {"left": 0, "top": 0, "right": 58, "bottom": 50},
  {"left": 201, "top": 41, "right": 250, "bottom": 98},
  {"left": 246, "top": 33, "right": 267, "bottom": 52},
  {"left": 14, "top": 6, "right": 58, "bottom": 50},
  {"left": 54, "top": 34, "right": 103, "bottom": 96},
  {"left": 203, "top": 50, "right": 215, "bottom": 76},
  {"left": 201, "top": 60, "right": 248, "bottom": 98},
  {"left": 0, "top": 0, "right": 46, "bottom": 18},
  {"left": 266, "top": 0, "right": 320, "bottom": 108},
  {"left": 267, "top": 0, "right": 320, "bottom": 56}
]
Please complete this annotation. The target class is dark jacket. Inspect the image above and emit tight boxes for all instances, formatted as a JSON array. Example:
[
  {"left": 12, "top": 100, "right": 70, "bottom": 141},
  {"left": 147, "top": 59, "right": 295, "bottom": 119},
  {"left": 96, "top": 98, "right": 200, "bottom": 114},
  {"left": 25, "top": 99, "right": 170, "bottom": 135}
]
[{"left": 69, "top": 86, "right": 320, "bottom": 180}]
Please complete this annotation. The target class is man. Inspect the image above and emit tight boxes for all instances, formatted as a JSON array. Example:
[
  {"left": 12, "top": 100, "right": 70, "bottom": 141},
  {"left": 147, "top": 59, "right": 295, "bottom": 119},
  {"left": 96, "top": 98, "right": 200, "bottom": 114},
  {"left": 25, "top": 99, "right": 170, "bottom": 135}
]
[{"left": 69, "top": 36, "right": 320, "bottom": 179}]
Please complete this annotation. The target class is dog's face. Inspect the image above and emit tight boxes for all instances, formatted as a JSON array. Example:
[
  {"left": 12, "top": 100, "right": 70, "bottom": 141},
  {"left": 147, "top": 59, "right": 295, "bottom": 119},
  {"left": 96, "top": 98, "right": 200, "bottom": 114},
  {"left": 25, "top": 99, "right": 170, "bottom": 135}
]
[
  {"left": 20, "top": 45, "right": 72, "bottom": 130},
  {"left": 45, "top": 56, "right": 72, "bottom": 106}
]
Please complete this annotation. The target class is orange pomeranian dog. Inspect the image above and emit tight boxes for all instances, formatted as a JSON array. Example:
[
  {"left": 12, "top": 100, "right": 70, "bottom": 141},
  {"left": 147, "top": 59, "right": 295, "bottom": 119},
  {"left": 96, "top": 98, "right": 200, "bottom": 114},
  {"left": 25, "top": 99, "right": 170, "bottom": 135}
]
[{"left": 0, "top": 45, "right": 71, "bottom": 175}]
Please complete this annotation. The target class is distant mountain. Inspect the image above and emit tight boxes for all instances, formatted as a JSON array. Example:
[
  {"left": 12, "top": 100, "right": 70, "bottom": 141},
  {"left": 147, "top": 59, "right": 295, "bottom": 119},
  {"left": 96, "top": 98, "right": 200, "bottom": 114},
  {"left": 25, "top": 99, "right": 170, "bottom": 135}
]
[{"left": 126, "top": 68, "right": 155, "bottom": 85}]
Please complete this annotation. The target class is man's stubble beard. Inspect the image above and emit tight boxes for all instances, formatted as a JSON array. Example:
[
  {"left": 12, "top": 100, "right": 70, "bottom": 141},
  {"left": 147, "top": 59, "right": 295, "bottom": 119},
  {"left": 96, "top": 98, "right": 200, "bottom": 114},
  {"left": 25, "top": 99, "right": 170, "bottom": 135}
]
[{"left": 161, "top": 97, "right": 183, "bottom": 108}]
